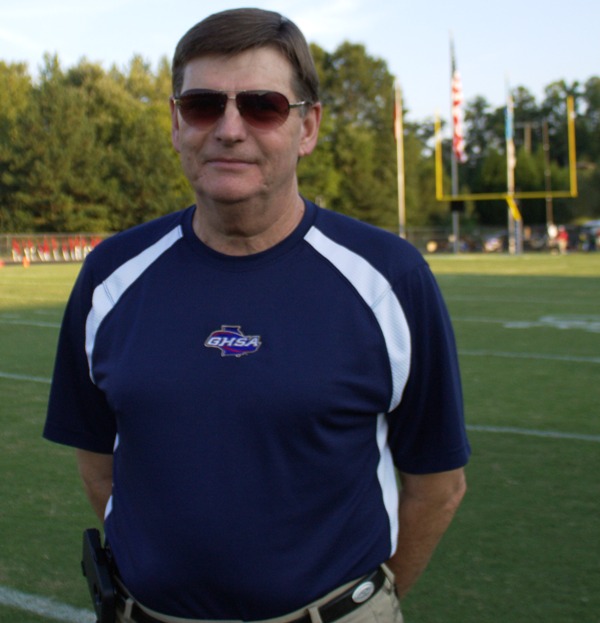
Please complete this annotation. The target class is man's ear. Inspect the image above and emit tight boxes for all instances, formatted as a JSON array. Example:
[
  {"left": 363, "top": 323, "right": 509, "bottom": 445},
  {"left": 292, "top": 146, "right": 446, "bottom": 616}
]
[
  {"left": 298, "top": 102, "right": 322, "bottom": 159},
  {"left": 170, "top": 97, "right": 182, "bottom": 153}
]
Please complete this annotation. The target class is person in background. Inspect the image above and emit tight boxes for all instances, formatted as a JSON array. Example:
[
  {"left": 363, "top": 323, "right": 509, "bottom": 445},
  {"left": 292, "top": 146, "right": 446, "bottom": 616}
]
[{"left": 557, "top": 226, "right": 569, "bottom": 254}]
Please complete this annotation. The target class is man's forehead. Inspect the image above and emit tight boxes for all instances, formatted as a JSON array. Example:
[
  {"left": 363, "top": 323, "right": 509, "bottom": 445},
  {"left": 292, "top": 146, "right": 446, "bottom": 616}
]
[{"left": 181, "top": 48, "right": 295, "bottom": 91}]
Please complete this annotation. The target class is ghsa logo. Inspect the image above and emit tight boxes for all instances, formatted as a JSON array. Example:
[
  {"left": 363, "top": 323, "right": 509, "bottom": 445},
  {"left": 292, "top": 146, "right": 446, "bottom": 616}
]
[{"left": 204, "top": 325, "right": 262, "bottom": 357}]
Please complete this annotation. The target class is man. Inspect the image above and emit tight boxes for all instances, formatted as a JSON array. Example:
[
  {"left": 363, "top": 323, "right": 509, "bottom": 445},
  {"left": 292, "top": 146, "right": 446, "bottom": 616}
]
[{"left": 44, "top": 8, "right": 469, "bottom": 623}]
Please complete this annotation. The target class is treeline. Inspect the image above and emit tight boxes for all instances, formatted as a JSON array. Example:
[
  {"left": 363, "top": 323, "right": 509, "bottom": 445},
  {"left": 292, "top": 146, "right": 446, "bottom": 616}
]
[{"left": 1, "top": 44, "right": 599, "bottom": 234}]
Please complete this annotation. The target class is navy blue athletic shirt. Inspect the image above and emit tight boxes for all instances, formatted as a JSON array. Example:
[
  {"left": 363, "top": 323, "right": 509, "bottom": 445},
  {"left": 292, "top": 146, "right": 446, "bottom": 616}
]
[{"left": 44, "top": 200, "right": 470, "bottom": 619}]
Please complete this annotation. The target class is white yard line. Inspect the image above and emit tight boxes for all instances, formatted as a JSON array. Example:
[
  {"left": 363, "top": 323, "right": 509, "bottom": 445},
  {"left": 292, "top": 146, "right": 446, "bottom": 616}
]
[
  {"left": 0, "top": 318, "right": 61, "bottom": 328},
  {"left": 0, "top": 586, "right": 95, "bottom": 623},
  {"left": 446, "top": 294, "right": 599, "bottom": 307},
  {"left": 458, "top": 349, "right": 600, "bottom": 364},
  {"left": 0, "top": 371, "right": 51, "bottom": 384},
  {"left": 467, "top": 425, "right": 600, "bottom": 443}
]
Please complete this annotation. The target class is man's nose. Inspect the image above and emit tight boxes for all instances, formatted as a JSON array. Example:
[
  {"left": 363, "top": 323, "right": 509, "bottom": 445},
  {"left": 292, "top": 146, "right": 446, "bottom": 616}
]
[{"left": 213, "top": 97, "right": 247, "bottom": 140}]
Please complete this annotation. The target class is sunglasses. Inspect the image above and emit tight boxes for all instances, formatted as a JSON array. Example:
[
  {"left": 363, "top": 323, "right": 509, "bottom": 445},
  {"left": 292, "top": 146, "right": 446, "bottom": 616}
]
[{"left": 172, "top": 89, "right": 309, "bottom": 130}]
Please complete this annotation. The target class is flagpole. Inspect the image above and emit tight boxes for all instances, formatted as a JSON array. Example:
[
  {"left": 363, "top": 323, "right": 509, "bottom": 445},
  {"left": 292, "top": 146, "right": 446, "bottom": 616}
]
[
  {"left": 394, "top": 81, "right": 406, "bottom": 238},
  {"left": 451, "top": 140, "right": 460, "bottom": 254}
]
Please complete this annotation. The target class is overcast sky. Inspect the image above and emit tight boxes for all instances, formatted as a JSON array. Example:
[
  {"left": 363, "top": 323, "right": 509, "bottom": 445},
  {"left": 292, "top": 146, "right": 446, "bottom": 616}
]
[{"left": 0, "top": 0, "right": 595, "bottom": 121}]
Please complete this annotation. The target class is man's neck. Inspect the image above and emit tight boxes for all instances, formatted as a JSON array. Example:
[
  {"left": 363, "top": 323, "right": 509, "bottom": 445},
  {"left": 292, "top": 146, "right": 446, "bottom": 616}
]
[{"left": 192, "top": 195, "right": 305, "bottom": 256}]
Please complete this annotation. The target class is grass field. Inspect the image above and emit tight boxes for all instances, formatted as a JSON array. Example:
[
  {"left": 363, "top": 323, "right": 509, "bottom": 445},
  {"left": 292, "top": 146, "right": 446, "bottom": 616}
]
[{"left": 1, "top": 254, "right": 599, "bottom": 623}]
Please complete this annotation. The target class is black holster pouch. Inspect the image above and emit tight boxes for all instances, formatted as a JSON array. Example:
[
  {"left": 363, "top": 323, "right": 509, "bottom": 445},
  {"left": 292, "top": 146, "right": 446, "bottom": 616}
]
[{"left": 81, "top": 528, "right": 116, "bottom": 623}]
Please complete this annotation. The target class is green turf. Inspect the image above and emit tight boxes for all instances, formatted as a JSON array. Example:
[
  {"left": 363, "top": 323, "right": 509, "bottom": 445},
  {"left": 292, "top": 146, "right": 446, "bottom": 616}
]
[
  {"left": 1, "top": 256, "right": 599, "bottom": 622},
  {"left": 0, "top": 264, "right": 96, "bottom": 618}
]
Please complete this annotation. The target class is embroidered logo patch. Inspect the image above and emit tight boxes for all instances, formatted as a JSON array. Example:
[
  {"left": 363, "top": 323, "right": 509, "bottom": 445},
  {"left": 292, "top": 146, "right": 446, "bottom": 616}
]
[{"left": 204, "top": 325, "right": 262, "bottom": 357}]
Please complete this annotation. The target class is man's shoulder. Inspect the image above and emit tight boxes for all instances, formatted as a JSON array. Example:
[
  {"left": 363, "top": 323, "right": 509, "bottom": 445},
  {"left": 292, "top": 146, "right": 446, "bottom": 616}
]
[
  {"left": 84, "top": 208, "right": 191, "bottom": 278},
  {"left": 310, "top": 204, "right": 427, "bottom": 277}
]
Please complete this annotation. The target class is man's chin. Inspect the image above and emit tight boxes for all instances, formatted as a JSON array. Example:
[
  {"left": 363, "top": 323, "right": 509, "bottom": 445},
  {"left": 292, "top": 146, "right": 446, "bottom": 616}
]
[
  {"left": 194, "top": 182, "right": 267, "bottom": 207},
  {"left": 197, "top": 192, "right": 255, "bottom": 206}
]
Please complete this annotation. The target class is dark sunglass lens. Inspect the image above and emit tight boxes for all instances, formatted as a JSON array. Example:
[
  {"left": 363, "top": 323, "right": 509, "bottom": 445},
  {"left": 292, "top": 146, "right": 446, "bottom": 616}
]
[
  {"left": 178, "top": 91, "right": 227, "bottom": 127},
  {"left": 238, "top": 92, "right": 290, "bottom": 128}
]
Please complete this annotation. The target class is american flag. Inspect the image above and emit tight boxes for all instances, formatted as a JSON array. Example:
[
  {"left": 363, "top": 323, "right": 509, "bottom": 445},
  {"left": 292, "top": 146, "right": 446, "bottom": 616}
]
[{"left": 451, "top": 44, "right": 466, "bottom": 163}]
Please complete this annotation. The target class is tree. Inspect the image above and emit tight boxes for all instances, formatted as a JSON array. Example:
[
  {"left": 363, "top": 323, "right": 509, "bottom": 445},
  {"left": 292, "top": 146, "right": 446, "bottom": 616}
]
[
  {"left": 314, "top": 42, "right": 399, "bottom": 228},
  {"left": 297, "top": 44, "right": 342, "bottom": 207},
  {"left": 63, "top": 56, "right": 192, "bottom": 231},
  {"left": 577, "top": 77, "right": 600, "bottom": 162},
  {"left": 1, "top": 45, "right": 598, "bottom": 234},
  {"left": 0, "top": 61, "right": 33, "bottom": 230},
  {"left": 6, "top": 55, "right": 111, "bottom": 232}
]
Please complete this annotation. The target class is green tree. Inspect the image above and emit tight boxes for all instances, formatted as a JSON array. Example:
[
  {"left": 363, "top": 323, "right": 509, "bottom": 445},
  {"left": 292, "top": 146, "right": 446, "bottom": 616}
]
[
  {"left": 540, "top": 80, "right": 581, "bottom": 167},
  {"left": 65, "top": 57, "right": 192, "bottom": 231},
  {"left": 315, "top": 42, "right": 398, "bottom": 228},
  {"left": 7, "top": 55, "right": 110, "bottom": 232},
  {"left": 579, "top": 76, "right": 600, "bottom": 162},
  {"left": 2, "top": 45, "right": 598, "bottom": 234},
  {"left": 0, "top": 61, "right": 33, "bottom": 230},
  {"left": 461, "top": 81, "right": 591, "bottom": 226}
]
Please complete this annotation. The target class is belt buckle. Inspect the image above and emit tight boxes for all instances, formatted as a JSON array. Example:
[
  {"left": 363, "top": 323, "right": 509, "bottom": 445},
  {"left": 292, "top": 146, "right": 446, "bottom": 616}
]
[
  {"left": 318, "top": 567, "right": 385, "bottom": 623},
  {"left": 351, "top": 580, "right": 376, "bottom": 603}
]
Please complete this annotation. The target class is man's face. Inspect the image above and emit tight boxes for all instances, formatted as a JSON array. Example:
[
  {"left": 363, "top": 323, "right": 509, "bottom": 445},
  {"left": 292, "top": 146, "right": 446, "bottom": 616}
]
[{"left": 171, "top": 47, "right": 321, "bottom": 208}]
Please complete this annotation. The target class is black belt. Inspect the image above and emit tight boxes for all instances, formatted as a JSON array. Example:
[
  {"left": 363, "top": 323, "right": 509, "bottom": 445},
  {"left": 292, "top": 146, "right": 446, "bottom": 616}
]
[{"left": 116, "top": 566, "right": 387, "bottom": 623}]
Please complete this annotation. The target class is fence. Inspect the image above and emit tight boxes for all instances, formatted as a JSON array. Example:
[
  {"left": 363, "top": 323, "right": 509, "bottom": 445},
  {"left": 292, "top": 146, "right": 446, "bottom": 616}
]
[
  {"left": 2, "top": 230, "right": 461, "bottom": 263},
  {"left": 0, "top": 234, "right": 109, "bottom": 265},
  {"left": 1, "top": 225, "right": 582, "bottom": 264}
]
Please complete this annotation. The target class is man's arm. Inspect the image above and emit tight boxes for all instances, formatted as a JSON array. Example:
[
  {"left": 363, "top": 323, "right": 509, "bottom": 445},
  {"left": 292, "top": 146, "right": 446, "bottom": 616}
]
[
  {"left": 76, "top": 449, "right": 114, "bottom": 522},
  {"left": 386, "top": 467, "right": 467, "bottom": 598}
]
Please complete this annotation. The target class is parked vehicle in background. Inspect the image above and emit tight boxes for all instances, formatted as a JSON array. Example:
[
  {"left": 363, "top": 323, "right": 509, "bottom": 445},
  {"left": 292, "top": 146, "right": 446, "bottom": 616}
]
[
  {"left": 580, "top": 220, "right": 600, "bottom": 251},
  {"left": 483, "top": 231, "right": 507, "bottom": 253},
  {"left": 483, "top": 226, "right": 548, "bottom": 253}
]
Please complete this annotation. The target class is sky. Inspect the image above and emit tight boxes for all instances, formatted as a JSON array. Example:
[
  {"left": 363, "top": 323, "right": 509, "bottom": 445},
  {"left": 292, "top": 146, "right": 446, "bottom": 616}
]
[{"left": 0, "top": 0, "right": 596, "bottom": 122}]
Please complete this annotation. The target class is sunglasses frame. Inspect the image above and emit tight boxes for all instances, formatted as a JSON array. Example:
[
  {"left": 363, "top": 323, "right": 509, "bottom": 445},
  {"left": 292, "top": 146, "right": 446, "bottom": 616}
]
[{"left": 172, "top": 89, "right": 309, "bottom": 130}]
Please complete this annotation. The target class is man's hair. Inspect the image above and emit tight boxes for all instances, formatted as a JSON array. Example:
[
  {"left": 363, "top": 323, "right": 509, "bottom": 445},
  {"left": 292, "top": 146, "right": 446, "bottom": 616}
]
[{"left": 171, "top": 8, "right": 320, "bottom": 104}]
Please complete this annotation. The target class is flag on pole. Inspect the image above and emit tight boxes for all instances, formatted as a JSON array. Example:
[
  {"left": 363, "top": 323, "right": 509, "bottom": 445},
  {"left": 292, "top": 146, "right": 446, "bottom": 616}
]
[
  {"left": 505, "top": 84, "right": 521, "bottom": 223},
  {"left": 505, "top": 91, "right": 517, "bottom": 171},
  {"left": 450, "top": 39, "right": 466, "bottom": 163},
  {"left": 393, "top": 82, "right": 403, "bottom": 142}
]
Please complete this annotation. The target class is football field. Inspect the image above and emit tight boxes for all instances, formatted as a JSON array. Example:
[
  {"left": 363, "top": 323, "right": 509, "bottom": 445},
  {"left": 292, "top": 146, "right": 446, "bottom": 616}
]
[{"left": 1, "top": 254, "right": 599, "bottom": 622}]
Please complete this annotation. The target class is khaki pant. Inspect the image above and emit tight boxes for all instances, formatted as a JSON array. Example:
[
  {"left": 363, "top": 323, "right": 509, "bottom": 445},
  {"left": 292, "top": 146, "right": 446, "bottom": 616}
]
[{"left": 116, "top": 565, "right": 403, "bottom": 623}]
